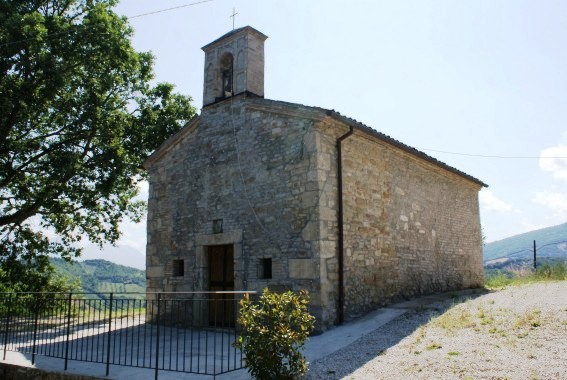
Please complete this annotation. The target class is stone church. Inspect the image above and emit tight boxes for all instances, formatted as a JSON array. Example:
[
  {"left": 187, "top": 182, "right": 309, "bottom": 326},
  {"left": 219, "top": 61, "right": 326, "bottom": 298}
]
[{"left": 143, "top": 26, "right": 486, "bottom": 330}]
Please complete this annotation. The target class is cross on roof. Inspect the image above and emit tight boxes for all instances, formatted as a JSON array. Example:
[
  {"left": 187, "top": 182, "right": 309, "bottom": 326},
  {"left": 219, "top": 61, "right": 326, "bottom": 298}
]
[{"left": 230, "top": 8, "right": 238, "bottom": 30}]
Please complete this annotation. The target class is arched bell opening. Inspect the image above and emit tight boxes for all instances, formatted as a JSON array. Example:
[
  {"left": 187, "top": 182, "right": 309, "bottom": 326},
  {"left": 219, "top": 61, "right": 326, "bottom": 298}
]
[{"left": 219, "top": 53, "right": 234, "bottom": 99}]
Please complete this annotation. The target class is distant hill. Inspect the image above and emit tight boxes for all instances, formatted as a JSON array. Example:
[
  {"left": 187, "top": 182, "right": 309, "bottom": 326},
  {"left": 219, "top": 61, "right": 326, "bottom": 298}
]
[
  {"left": 51, "top": 258, "right": 145, "bottom": 296},
  {"left": 484, "top": 222, "right": 567, "bottom": 263}
]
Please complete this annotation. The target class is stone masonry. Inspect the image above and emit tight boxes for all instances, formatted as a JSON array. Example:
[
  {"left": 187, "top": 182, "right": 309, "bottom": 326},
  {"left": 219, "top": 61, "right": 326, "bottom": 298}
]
[{"left": 144, "top": 26, "right": 486, "bottom": 331}]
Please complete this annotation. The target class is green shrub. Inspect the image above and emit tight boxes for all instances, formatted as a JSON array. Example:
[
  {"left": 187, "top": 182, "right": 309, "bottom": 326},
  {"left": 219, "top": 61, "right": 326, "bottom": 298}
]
[
  {"left": 484, "top": 271, "right": 513, "bottom": 288},
  {"left": 534, "top": 262, "right": 567, "bottom": 280},
  {"left": 236, "top": 289, "right": 315, "bottom": 380},
  {"left": 485, "top": 262, "right": 567, "bottom": 289}
]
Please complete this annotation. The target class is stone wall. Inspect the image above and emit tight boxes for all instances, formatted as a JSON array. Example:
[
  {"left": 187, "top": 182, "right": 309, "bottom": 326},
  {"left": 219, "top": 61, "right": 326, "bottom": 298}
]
[
  {"left": 202, "top": 27, "right": 266, "bottom": 106},
  {"left": 146, "top": 96, "right": 328, "bottom": 324},
  {"left": 146, "top": 97, "right": 484, "bottom": 329},
  {"left": 318, "top": 126, "right": 483, "bottom": 321}
]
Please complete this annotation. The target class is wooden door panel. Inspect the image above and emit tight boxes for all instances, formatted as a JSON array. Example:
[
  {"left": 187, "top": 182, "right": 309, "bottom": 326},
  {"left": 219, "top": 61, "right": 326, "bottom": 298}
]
[{"left": 208, "top": 245, "right": 234, "bottom": 327}]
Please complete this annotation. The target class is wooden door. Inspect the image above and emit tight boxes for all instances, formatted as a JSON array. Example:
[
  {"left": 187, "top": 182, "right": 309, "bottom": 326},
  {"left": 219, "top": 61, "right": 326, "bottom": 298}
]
[{"left": 208, "top": 245, "right": 235, "bottom": 327}]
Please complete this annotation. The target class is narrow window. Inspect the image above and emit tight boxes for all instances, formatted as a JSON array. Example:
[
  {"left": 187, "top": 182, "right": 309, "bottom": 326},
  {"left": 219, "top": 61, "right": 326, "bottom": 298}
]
[
  {"left": 172, "top": 259, "right": 184, "bottom": 277},
  {"left": 260, "top": 258, "right": 272, "bottom": 279},
  {"left": 219, "top": 53, "right": 234, "bottom": 98},
  {"left": 222, "top": 69, "right": 232, "bottom": 96},
  {"left": 213, "top": 219, "right": 223, "bottom": 234}
]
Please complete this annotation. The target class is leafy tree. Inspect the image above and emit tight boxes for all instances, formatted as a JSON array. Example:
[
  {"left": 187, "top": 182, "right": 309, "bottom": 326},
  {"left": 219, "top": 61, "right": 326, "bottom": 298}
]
[
  {"left": 0, "top": 253, "right": 79, "bottom": 294},
  {"left": 236, "top": 289, "right": 315, "bottom": 379},
  {"left": 0, "top": 0, "right": 196, "bottom": 288}
]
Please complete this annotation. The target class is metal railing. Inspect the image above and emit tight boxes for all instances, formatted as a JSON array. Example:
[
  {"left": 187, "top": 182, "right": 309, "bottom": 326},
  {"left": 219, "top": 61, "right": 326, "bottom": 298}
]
[{"left": 0, "top": 291, "right": 255, "bottom": 379}]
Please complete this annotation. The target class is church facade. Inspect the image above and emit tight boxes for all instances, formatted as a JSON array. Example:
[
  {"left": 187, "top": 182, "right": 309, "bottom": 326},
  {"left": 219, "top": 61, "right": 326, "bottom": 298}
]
[{"left": 143, "top": 26, "right": 486, "bottom": 330}]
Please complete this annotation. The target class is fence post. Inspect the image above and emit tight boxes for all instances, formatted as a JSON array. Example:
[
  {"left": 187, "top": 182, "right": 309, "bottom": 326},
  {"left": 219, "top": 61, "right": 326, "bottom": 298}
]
[
  {"left": 105, "top": 292, "right": 114, "bottom": 377},
  {"left": 31, "top": 294, "right": 40, "bottom": 365},
  {"left": 2, "top": 293, "right": 13, "bottom": 360},
  {"left": 155, "top": 293, "right": 161, "bottom": 380},
  {"left": 64, "top": 292, "right": 73, "bottom": 371},
  {"left": 533, "top": 240, "right": 537, "bottom": 271}
]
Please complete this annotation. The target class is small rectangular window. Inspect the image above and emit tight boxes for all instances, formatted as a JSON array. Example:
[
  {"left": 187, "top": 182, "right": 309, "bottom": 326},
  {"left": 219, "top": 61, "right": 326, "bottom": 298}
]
[
  {"left": 172, "top": 259, "right": 184, "bottom": 277},
  {"left": 213, "top": 219, "right": 223, "bottom": 234},
  {"left": 260, "top": 258, "right": 272, "bottom": 279}
]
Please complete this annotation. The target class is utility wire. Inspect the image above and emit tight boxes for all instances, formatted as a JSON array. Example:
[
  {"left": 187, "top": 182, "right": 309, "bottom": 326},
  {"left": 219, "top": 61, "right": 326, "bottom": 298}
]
[
  {"left": 484, "top": 239, "right": 567, "bottom": 262},
  {"left": 128, "top": 0, "right": 213, "bottom": 19},
  {"left": 418, "top": 147, "right": 567, "bottom": 160},
  {"left": 4, "top": 4, "right": 567, "bottom": 163},
  {"left": 0, "top": 0, "right": 213, "bottom": 48},
  {"left": 484, "top": 248, "right": 531, "bottom": 262}
]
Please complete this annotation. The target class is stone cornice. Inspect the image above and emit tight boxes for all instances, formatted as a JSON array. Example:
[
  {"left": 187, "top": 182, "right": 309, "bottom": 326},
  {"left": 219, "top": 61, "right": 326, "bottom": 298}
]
[
  {"left": 201, "top": 26, "right": 268, "bottom": 51},
  {"left": 245, "top": 99, "right": 326, "bottom": 122}
]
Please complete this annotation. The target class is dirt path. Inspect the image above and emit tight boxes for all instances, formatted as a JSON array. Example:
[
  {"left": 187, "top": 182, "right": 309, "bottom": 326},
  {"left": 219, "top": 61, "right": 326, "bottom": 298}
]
[{"left": 307, "top": 282, "right": 567, "bottom": 380}]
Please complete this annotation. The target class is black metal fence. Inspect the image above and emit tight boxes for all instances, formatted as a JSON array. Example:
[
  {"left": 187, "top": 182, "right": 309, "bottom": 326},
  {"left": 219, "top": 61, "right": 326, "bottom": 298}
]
[{"left": 0, "top": 291, "right": 255, "bottom": 379}]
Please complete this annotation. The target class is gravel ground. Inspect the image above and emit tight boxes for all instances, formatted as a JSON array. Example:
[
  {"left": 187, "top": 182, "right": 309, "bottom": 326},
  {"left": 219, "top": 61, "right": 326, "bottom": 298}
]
[{"left": 307, "top": 282, "right": 567, "bottom": 380}]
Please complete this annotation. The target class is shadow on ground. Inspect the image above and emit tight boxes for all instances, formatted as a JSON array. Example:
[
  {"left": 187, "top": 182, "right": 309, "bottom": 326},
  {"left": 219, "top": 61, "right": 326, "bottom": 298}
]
[{"left": 306, "top": 289, "right": 489, "bottom": 379}]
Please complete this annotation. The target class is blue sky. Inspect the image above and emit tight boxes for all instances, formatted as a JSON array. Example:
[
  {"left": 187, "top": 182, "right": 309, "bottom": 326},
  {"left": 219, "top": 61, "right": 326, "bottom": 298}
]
[{"left": 80, "top": 0, "right": 567, "bottom": 268}]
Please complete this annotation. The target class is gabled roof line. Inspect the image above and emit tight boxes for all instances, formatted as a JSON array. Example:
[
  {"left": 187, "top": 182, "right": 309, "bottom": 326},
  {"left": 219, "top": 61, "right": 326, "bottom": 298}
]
[
  {"left": 243, "top": 97, "right": 487, "bottom": 187},
  {"left": 143, "top": 95, "right": 487, "bottom": 188},
  {"left": 142, "top": 115, "right": 201, "bottom": 170},
  {"left": 325, "top": 109, "right": 488, "bottom": 187}
]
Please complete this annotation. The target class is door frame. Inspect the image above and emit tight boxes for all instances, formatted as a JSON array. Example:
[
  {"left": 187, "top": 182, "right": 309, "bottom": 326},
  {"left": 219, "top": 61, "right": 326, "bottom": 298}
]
[
  {"left": 207, "top": 244, "right": 235, "bottom": 327},
  {"left": 195, "top": 230, "right": 243, "bottom": 292},
  {"left": 207, "top": 244, "right": 235, "bottom": 292}
]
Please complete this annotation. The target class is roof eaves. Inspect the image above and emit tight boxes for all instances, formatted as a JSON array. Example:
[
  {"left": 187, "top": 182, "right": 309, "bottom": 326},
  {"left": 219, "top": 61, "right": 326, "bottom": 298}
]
[
  {"left": 242, "top": 97, "right": 486, "bottom": 187},
  {"left": 326, "top": 110, "right": 488, "bottom": 188},
  {"left": 201, "top": 26, "right": 268, "bottom": 50}
]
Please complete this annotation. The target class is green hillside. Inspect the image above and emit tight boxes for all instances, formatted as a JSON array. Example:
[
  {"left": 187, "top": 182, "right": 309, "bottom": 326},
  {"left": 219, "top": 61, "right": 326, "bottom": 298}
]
[
  {"left": 484, "top": 222, "right": 567, "bottom": 262},
  {"left": 51, "top": 258, "right": 145, "bottom": 296}
]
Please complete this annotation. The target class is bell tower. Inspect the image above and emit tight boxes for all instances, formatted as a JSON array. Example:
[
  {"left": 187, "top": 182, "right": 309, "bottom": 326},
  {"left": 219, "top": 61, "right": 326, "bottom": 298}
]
[{"left": 202, "top": 26, "right": 268, "bottom": 107}]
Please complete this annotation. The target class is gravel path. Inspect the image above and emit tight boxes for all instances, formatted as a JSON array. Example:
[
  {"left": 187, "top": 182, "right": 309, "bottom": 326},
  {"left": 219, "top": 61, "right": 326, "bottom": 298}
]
[{"left": 307, "top": 282, "right": 567, "bottom": 380}]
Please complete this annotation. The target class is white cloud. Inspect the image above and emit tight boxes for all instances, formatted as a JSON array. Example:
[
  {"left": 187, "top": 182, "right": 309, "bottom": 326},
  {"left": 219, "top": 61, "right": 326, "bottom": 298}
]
[
  {"left": 540, "top": 144, "right": 567, "bottom": 181},
  {"left": 479, "top": 189, "right": 515, "bottom": 212},
  {"left": 532, "top": 191, "right": 567, "bottom": 213},
  {"left": 115, "top": 219, "right": 147, "bottom": 253}
]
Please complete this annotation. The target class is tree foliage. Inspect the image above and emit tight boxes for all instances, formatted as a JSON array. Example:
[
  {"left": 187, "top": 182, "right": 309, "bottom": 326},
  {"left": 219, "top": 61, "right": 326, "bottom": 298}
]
[
  {"left": 0, "top": 0, "right": 196, "bottom": 283},
  {"left": 236, "top": 289, "right": 315, "bottom": 380},
  {"left": 0, "top": 253, "right": 79, "bottom": 294},
  {"left": 51, "top": 257, "right": 145, "bottom": 297}
]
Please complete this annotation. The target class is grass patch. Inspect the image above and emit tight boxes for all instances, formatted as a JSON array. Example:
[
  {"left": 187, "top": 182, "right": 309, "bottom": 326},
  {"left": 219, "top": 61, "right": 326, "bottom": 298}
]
[
  {"left": 514, "top": 309, "right": 542, "bottom": 330},
  {"left": 431, "top": 304, "right": 476, "bottom": 332},
  {"left": 485, "top": 262, "right": 567, "bottom": 289},
  {"left": 426, "top": 342, "right": 442, "bottom": 350}
]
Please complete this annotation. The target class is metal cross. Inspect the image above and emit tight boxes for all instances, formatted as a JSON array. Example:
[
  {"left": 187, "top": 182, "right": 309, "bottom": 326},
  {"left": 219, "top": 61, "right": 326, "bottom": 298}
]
[{"left": 230, "top": 8, "right": 238, "bottom": 30}]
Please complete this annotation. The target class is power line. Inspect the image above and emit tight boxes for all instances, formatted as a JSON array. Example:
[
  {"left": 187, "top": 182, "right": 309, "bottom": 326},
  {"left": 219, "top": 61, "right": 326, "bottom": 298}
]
[
  {"left": 418, "top": 147, "right": 567, "bottom": 160},
  {"left": 128, "top": 0, "right": 213, "bottom": 19},
  {"left": 0, "top": 0, "right": 213, "bottom": 48},
  {"left": 484, "top": 239, "right": 567, "bottom": 262},
  {"left": 484, "top": 248, "right": 531, "bottom": 262}
]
